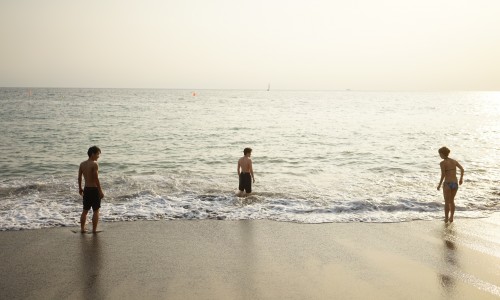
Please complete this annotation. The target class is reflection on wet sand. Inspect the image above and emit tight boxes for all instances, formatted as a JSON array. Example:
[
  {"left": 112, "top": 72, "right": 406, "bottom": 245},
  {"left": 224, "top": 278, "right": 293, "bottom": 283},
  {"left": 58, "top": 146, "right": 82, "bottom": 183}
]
[
  {"left": 439, "top": 224, "right": 458, "bottom": 297},
  {"left": 79, "top": 234, "right": 103, "bottom": 300},
  {"left": 238, "top": 220, "right": 259, "bottom": 299}
]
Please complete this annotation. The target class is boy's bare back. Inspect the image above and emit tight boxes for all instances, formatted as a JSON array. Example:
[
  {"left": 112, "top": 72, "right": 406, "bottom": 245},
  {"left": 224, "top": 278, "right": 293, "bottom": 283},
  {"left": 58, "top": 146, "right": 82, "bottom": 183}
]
[
  {"left": 79, "top": 160, "right": 99, "bottom": 187},
  {"left": 238, "top": 156, "right": 253, "bottom": 173}
]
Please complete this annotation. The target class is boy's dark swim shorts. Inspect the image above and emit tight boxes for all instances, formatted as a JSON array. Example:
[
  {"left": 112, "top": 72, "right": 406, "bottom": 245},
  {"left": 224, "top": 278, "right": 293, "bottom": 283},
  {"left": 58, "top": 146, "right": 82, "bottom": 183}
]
[
  {"left": 83, "top": 187, "right": 101, "bottom": 210},
  {"left": 239, "top": 173, "right": 252, "bottom": 193}
]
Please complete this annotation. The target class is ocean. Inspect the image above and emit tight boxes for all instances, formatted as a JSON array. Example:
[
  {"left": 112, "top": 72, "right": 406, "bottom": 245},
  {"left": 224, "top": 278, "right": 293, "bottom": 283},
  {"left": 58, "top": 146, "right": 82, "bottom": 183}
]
[{"left": 0, "top": 88, "right": 499, "bottom": 230}]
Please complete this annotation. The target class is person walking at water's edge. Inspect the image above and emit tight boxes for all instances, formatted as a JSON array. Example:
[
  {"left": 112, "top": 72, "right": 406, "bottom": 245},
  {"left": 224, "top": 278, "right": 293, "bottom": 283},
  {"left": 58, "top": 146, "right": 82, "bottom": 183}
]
[
  {"left": 237, "top": 148, "right": 255, "bottom": 196},
  {"left": 78, "top": 146, "right": 104, "bottom": 233},
  {"left": 437, "top": 146, "right": 464, "bottom": 223}
]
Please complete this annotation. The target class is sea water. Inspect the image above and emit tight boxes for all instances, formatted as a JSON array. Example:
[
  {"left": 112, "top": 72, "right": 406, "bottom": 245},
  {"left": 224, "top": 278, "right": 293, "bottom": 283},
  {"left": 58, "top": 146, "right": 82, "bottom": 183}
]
[{"left": 0, "top": 88, "right": 499, "bottom": 230}]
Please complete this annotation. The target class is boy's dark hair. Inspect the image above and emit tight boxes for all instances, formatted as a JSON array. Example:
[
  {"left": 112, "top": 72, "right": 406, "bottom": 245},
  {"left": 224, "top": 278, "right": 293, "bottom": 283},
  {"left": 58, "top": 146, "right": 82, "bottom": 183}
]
[
  {"left": 243, "top": 148, "right": 252, "bottom": 155},
  {"left": 88, "top": 146, "right": 101, "bottom": 157}
]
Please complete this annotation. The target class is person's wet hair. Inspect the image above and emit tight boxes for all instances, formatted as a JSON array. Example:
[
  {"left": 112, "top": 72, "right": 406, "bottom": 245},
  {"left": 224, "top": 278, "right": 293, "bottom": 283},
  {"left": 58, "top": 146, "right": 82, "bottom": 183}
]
[
  {"left": 87, "top": 146, "right": 101, "bottom": 157},
  {"left": 244, "top": 148, "right": 252, "bottom": 155},
  {"left": 438, "top": 146, "right": 450, "bottom": 157}
]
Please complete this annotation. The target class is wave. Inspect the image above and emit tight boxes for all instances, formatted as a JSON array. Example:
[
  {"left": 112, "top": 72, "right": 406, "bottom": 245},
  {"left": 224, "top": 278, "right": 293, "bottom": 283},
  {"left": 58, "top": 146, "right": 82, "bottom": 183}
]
[{"left": 1, "top": 182, "right": 498, "bottom": 230}]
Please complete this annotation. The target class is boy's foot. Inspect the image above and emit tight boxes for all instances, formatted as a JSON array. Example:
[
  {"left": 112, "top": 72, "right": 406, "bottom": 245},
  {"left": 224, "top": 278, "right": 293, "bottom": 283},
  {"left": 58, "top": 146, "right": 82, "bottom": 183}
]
[{"left": 449, "top": 217, "right": 454, "bottom": 223}]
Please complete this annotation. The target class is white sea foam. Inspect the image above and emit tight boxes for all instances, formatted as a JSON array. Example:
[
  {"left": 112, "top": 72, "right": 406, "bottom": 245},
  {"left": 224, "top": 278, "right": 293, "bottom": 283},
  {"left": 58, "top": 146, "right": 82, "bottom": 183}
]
[{"left": 0, "top": 173, "right": 497, "bottom": 230}]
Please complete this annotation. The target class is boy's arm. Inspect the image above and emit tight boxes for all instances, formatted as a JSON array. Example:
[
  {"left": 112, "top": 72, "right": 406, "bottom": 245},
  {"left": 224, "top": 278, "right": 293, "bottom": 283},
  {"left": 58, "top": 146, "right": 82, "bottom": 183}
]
[
  {"left": 78, "top": 165, "right": 83, "bottom": 196},
  {"left": 250, "top": 160, "right": 255, "bottom": 183},
  {"left": 437, "top": 162, "right": 445, "bottom": 190},
  {"left": 94, "top": 163, "right": 104, "bottom": 199},
  {"left": 237, "top": 160, "right": 241, "bottom": 176}
]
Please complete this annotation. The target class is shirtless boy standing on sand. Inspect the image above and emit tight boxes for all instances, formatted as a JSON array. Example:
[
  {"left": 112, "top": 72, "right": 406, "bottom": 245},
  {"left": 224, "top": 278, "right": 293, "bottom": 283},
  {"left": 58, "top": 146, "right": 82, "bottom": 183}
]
[
  {"left": 237, "top": 148, "right": 255, "bottom": 196},
  {"left": 78, "top": 146, "right": 104, "bottom": 233}
]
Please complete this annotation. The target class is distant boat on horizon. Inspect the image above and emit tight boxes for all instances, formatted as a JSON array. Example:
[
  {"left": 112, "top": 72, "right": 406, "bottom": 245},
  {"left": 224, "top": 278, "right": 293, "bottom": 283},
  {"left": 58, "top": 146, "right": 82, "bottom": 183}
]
[{"left": 267, "top": 83, "right": 270, "bottom": 91}]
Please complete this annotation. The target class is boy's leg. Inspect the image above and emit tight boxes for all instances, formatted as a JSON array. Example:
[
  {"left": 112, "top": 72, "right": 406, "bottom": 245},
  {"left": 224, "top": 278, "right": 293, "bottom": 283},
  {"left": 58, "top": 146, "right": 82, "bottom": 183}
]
[
  {"left": 80, "top": 210, "right": 89, "bottom": 232},
  {"left": 92, "top": 209, "right": 99, "bottom": 233}
]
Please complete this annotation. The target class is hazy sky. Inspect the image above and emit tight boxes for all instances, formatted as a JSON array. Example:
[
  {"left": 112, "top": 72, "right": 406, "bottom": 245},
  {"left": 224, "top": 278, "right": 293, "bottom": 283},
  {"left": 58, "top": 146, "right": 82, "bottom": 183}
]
[{"left": 1, "top": 0, "right": 499, "bottom": 90}]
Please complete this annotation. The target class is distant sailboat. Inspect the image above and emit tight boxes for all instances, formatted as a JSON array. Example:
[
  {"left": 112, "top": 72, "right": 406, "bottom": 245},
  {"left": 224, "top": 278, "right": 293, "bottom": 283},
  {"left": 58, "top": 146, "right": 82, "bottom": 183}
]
[{"left": 267, "top": 83, "right": 270, "bottom": 91}]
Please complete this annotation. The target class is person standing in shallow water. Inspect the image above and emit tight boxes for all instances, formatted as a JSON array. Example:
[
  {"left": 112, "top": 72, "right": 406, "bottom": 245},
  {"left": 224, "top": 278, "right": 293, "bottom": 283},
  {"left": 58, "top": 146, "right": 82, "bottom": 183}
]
[
  {"left": 437, "top": 147, "right": 464, "bottom": 223},
  {"left": 237, "top": 148, "right": 255, "bottom": 196},
  {"left": 78, "top": 146, "right": 104, "bottom": 233}
]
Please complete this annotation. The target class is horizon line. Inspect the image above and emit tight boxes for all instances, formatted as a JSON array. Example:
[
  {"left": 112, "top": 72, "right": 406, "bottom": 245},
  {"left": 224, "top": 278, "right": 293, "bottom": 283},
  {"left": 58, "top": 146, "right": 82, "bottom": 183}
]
[{"left": 1, "top": 86, "right": 499, "bottom": 93}]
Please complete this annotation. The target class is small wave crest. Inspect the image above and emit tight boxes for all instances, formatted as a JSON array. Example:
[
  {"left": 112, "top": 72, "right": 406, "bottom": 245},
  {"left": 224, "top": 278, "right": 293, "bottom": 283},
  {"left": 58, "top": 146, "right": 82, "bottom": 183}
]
[{"left": 0, "top": 174, "right": 498, "bottom": 230}]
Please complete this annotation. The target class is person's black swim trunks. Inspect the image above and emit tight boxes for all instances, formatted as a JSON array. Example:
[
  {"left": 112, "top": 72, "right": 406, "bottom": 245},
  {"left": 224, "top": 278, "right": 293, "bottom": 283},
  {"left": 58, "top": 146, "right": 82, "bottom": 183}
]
[
  {"left": 239, "top": 172, "right": 252, "bottom": 193},
  {"left": 83, "top": 187, "right": 101, "bottom": 210}
]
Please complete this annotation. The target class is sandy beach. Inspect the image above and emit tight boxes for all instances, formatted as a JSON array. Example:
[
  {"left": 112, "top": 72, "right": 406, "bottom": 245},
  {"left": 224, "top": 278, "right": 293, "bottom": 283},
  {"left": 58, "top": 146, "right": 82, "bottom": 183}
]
[{"left": 1, "top": 214, "right": 499, "bottom": 300}]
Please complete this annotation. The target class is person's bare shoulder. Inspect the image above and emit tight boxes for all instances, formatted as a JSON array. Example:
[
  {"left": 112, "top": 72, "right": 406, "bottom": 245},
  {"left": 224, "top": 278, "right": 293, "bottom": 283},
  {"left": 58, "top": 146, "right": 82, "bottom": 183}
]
[
  {"left": 91, "top": 161, "right": 99, "bottom": 171},
  {"left": 80, "top": 161, "right": 88, "bottom": 171},
  {"left": 80, "top": 160, "right": 97, "bottom": 171}
]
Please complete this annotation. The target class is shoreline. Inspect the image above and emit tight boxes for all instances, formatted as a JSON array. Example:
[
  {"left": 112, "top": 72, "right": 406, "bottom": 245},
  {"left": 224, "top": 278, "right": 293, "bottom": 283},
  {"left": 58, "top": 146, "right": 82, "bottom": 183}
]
[{"left": 1, "top": 214, "right": 499, "bottom": 299}]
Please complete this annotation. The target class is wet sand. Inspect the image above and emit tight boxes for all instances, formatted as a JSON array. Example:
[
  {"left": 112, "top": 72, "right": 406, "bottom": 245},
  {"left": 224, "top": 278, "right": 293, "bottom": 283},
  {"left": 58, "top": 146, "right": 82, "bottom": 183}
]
[{"left": 1, "top": 214, "right": 499, "bottom": 299}]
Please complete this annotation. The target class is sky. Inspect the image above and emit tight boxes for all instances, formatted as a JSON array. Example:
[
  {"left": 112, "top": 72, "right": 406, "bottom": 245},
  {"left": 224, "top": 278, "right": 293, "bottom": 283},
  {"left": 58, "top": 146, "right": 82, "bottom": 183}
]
[{"left": 1, "top": 0, "right": 499, "bottom": 91}]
